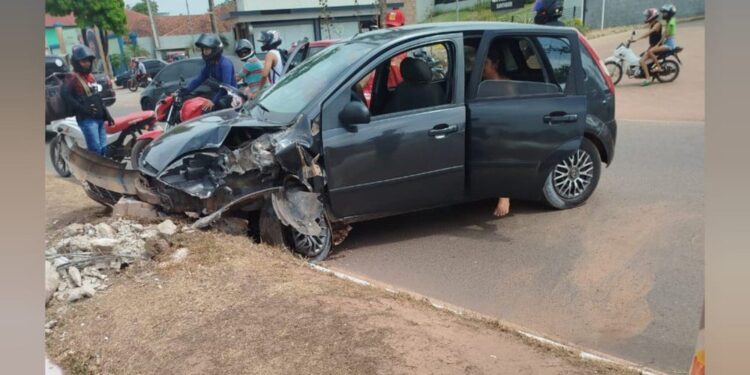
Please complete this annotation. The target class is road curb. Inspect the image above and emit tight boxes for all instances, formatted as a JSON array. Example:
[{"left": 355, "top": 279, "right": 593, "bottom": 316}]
[{"left": 308, "top": 263, "right": 669, "bottom": 375}]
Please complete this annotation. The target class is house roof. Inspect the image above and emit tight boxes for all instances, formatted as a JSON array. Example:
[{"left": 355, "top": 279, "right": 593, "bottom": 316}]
[
  {"left": 126, "top": 3, "right": 234, "bottom": 38},
  {"left": 45, "top": 13, "right": 77, "bottom": 28}
]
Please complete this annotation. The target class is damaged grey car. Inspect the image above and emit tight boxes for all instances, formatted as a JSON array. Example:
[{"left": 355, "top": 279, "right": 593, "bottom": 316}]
[{"left": 65, "top": 23, "right": 617, "bottom": 262}]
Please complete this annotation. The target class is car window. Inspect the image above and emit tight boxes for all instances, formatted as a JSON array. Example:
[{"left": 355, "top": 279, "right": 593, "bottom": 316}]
[
  {"left": 308, "top": 46, "right": 325, "bottom": 57},
  {"left": 537, "top": 37, "right": 572, "bottom": 91},
  {"left": 157, "top": 60, "right": 202, "bottom": 82},
  {"left": 580, "top": 46, "right": 608, "bottom": 93},
  {"left": 475, "top": 36, "right": 560, "bottom": 99},
  {"left": 353, "top": 41, "right": 453, "bottom": 117}
]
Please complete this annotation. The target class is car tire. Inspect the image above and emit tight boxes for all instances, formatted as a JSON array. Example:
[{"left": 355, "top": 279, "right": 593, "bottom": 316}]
[
  {"left": 542, "top": 138, "right": 601, "bottom": 210},
  {"left": 259, "top": 197, "right": 333, "bottom": 264},
  {"left": 605, "top": 61, "right": 622, "bottom": 85},
  {"left": 49, "top": 135, "right": 71, "bottom": 178},
  {"left": 130, "top": 138, "right": 152, "bottom": 170},
  {"left": 655, "top": 59, "right": 680, "bottom": 83}
]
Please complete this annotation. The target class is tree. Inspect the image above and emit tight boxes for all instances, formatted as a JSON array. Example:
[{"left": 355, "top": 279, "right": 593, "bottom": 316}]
[{"left": 131, "top": 0, "right": 158, "bottom": 15}]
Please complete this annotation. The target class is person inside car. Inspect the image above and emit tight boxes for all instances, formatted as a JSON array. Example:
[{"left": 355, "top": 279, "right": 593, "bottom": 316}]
[
  {"left": 481, "top": 47, "right": 512, "bottom": 217},
  {"left": 258, "top": 30, "right": 285, "bottom": 88},
  {"left": 62, "top": 45, "right": 114, "bottom": 156},
  {"left": 636, "top": 8, "right": 663, "bottom": 86},
  {"left": 183, "top": 33, "right": 237, "bottom": 111},
  {"left": 235, "top": 39, "right": 266, "bottom": 99}
]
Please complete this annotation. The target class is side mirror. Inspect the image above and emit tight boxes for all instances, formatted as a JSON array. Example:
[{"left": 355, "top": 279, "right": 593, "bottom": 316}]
[{"left": 339, "top": 101, "right": 370, "bottom": 130}]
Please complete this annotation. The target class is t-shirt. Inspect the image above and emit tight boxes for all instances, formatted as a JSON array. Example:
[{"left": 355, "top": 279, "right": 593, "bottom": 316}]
[
  {"left": 239, "top": 57, "right": 266, "bottom": 94},
  {"left": 666, "top": 18, "right": 677, "bottom": 38}
]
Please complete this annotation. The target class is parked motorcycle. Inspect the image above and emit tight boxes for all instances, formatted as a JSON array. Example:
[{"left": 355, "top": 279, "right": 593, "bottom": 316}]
[
  {"left": 130, "top": 79, "right": 247, "bottom": 169},
  {"left": 604, "top": 30, "right": 683, "bottom": 85},
  {"left": 127, "top": 73, "right": 152, "bottom": 92},
  {"left": 47, "top": 111, "right": 156, "bottom": 177}
]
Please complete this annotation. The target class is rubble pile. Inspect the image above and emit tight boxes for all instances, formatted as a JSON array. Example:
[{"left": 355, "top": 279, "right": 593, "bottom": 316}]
[{"left": 45, "top": 219, "right": 183, "bottom": 305}]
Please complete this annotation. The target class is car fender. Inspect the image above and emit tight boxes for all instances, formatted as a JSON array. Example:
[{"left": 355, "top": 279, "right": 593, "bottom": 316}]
[
  {"left": 584, "top": 114, "right": 615, "bottom": 165},
  {"left": 137, "top": 129, "right": 164, "bottom": 141},
  {"left": 535, "top": 138, "right": 584, "bottom": 194}
]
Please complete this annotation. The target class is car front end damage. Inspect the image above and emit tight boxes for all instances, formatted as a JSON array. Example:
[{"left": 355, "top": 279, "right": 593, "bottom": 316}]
[{"left": 63, "top": 109, "right": 335, "bottom": 258}]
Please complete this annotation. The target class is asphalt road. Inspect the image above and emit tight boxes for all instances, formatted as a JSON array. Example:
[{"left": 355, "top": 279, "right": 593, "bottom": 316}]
[
  {"left": 44, "top": 22, "right": 705, "bottom": 374},
  {"left": 326, "top": 21, "right": 705, "bottom": 374}
]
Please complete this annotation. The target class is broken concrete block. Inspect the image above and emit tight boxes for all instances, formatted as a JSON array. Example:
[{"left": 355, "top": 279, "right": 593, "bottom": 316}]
[
  {"left": 51, "top": 256, "right": 70, "bottom": 268},
  {"left": 67, "top": 285, "right": 96, "bottom": 302},
  {"left": 171, "top": 248, "right": 189, "bottom": 262},
  {"left": 62, "top": 223, "right": 84, "bottom": 237},
  {"left": 112, "top": 197, "right": 159, "bottom": 219},
  {"left": 67, "top": 266, "right": 82, "bottom": 288},
  {"left": 90, "top": 238, "right": 119, "bottom": 252},
  {"left": 94, "top": 222, "right": 117, "bottom": 239},
  {"left": 157, "top": 220, "right": 178, "bottom": 236},
  {"left": 144, "top": 237, "right": 170, "bottom": 258},
  {"left": 45, "top": 261, "right": 60, "bottom": 306}
]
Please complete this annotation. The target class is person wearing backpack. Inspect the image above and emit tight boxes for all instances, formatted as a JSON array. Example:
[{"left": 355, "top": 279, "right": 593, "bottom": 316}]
[
  {"left": 257, "top": 30, "right": 286, "bottom": 88},
  {"left": 61, "top": 45, "right": 113, "bottom": 156}
]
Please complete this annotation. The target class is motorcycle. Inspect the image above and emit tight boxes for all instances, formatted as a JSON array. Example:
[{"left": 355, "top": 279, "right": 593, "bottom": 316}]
[
  {"left": 604, "top": 30, "right": 683, "bottom": 85},
  {"left": 47, "top": 111, "right": 157, "bottom": 177},
  {"left": 127, "top": 72, "right": 152, "bottom": 92},
  {"left": 130, "top": 78, "right": 247, "bottom": 169}
]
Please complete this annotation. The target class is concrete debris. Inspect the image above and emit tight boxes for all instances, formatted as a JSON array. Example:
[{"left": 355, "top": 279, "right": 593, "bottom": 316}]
[
  {"left": 157, "top": 219, "right": 178, "bottom": 236},
  {"left": 45, "top": 261, "right": 60, "bottom": 306},
  {"left": 51, "top": 256, "right": 70, "bottom": 268},
  {"left": 211, "top": 217, "right": 248, "bottom": 236},
  {"left": 112, "top": 196, "right": 159, "bottom": 219},
  {"left": 67, "top": 266, "right": 82, "bottom": 287},
  {"left": 144, "top": 237, "right": 171, "bottom": 258},
  {"left": 171, "top": 248, "right": 189, "bottom": 262},
  {"left": 90, "top": 238, "right": 119, "bottom": 252},
  {"left": 94, "top": 222, "right": 116, "bottom": 238},
  {"left": 65, "top": 285, "right": 96, "bottom": 302}
]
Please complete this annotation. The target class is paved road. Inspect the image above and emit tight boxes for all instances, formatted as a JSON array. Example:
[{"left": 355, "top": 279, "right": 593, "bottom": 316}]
[{"left": 327, "top": 22, "right": 705, "bottom": 374}]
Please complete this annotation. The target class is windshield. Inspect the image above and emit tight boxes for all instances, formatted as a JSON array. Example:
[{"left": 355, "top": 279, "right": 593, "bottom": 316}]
[{"left": 254, "top": 42, "right": 374, "bottom": 120}]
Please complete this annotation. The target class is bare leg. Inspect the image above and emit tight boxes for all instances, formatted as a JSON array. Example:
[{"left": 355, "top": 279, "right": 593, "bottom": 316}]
[
  {"left": 640, "top": 56, "right": 651, "bottom": 80},
  {"left": 493, "top": 197, "right": 510, "bottom": 217}
]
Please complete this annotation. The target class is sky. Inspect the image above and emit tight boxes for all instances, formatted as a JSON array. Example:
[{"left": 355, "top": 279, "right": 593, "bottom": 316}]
[{"left": 124, "top": 0, "right": 210, "bottom": 16}]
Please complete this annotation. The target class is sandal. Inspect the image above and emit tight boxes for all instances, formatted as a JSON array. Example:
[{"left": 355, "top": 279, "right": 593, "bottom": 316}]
[{"left": 640, "top": 79, "right": 652, "bottom": 86}]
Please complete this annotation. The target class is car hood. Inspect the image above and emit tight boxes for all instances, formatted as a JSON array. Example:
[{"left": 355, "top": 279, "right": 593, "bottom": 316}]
[{"left": 140, "top": 108, "right": 288, "bottom": 175}]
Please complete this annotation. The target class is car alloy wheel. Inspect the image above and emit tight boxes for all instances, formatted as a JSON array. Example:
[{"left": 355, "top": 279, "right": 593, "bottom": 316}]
[{"left": 553, "top": 149, "right": 595, "bottom": 199}]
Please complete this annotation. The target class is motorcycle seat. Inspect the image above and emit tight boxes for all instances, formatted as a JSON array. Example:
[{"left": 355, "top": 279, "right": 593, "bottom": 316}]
[{"left": 107, "top": 110, "right": 156, "bottom": 134}]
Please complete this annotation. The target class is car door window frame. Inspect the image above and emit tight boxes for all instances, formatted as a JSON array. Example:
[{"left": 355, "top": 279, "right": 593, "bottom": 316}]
[{"left": 468, "top": 30, "right": 583, "bottom": 102}]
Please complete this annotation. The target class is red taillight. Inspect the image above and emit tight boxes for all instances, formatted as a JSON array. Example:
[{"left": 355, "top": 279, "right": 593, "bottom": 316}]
[{"left": 578, "top": 32, "right": 615, "bottom": 95}]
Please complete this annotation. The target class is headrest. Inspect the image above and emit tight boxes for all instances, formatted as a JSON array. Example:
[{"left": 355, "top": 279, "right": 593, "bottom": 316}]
[{"left": 400, "top": 57, "right": 431, "bottom": 83}]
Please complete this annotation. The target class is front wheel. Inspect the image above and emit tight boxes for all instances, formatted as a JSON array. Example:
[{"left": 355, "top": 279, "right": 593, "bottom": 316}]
[
  {"left": 49, "top": 135, "right": 71, "bottom": 177},
  {"left": 542, "top": 138, "right": 602, "bottom": 210},
  {"left": 127, "top": 78, "right": 139, "bottom": 92},
  {"left": 605, "top": 61, "right": 623, "bottom": 85},
  {"left": 130, "top": 138, "right": 153, "bottom": 170},
  {"left": 655, "top": 59, "right": 680, "bottom": 83}
]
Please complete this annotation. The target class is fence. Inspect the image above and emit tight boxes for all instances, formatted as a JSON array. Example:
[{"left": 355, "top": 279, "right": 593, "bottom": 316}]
[{"left": 580, "top": 0, "right": 704, "bottom": 29}]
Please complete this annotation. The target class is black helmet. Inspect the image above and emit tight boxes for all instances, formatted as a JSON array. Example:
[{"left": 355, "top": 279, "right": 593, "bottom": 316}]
[
  {"left": 234, "top": 39, "right": 254, "bottom": 61},
  {"left": 195, "top": 33, "right": 223, "bottom": 62},
  {"left": 70, "top": 44, "right": 96, "bottom": 74},
  {"left": 660, "top": 4, "right": 677, "bottom": 19},
  {"left": 533, "top": 0, "right": 564, "bottom": 25},
  {"left": 258, "top": 30, "right": 282, "bottom": 52}
]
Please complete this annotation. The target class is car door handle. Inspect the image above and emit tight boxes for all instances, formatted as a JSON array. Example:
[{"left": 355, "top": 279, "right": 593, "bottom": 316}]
[
  {"left": 428, "top": 124, "right": 458, "bottom": 138},
  {"left": 543, "top": 112, "right": 579, "bottom": 124}
]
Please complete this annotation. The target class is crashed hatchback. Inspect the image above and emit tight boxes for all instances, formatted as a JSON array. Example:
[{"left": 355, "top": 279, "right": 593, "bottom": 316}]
[{"left": 65, "top": 23, "right": 617, "bottom": 261}]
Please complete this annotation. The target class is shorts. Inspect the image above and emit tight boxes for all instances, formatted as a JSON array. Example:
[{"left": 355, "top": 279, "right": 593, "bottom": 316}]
[{"left": 664, "top": 37, "right": 677, "bottom": 50}]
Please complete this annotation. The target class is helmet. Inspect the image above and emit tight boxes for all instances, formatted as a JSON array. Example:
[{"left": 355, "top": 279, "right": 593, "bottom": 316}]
[
  {"left": 234, "top": 39, "right": 254, "bottom": 61},
  {"left": 70, "top": 44, "right": 96, "bottom": 74},
  {"left": 660, "top": 4, "right": 677, "bottom": 19},
  {"left": 195, "top": 33, "right": 223, "bottom": 62},
  {"left": 643, "top": 8, "right": 659, "bottom": 23},
  {"left": 385, "top": 7, "right": 405, "bottom": 27},
  {"left": 258, "top": 30, "right": 282, "bottom": 52},
  {"left": 533, "top": 0, "right": 564, "bottom": 25}
]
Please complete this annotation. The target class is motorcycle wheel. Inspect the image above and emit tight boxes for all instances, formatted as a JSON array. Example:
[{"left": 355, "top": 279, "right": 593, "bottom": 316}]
[
  {"left": 130, "top": 138, "right": 152, "bottom": 170},
  {"left": 49, "top": 135, "right": 71, "bottom": 178},
  {"left": 605, "top": 61, "right": 623, "bottom": 85},
  {"left": 127, "top": 79, "right": 139, "bottom": 92},
  {"left": 656, "top": 60, "right": 680, "bottom": 83}
]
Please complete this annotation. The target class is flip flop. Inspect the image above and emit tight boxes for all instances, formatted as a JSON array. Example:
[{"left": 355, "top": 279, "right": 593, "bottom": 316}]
[{"left": 640, "top": 80, "right": 652, "bottom": 86}]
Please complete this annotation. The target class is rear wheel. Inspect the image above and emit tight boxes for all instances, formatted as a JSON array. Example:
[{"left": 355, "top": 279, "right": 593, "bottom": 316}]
[
  {"left": 655, "top": 59, "right": 680, "bottom": 83},
  {"left": 127, "top": 78, "right": 139, "bottom": 92},
  {"left": 130, "top": 138, "right": 153, "bottom": 170},
  {"left": 542, "top": 138, "right": 601, "bottom": 210},
  {"left": 49, "top": 135, "right": 71, "bottom": 177},
  {"left": 605, "top": 61, "right": 623, "bottom": 85}
]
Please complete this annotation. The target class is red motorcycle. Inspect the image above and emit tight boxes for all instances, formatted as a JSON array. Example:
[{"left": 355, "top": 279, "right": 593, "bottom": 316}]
[{"left": 130, "top": 79, "right": 246, "bottom": 169}]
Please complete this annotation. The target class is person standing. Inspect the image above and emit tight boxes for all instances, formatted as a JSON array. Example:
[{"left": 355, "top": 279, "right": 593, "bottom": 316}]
[
  {"left": 258, "top": 30, "right": 285, "bottom": 88},
  {"left": 62, "top": 45, "right": 113, "bottom": 156}
]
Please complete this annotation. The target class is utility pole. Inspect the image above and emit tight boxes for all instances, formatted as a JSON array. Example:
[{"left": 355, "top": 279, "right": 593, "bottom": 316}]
[
  {"left": 186, "top": 0, "right": 194, "bottom": 46},
  {"left": 378, "top": 0, "right": 387, "bottom": 28},
  {"left": 208, "top": 0, "right": 218, "bottom": 33},
  {"left": 92, "top": 25, "right": 113, "bottom": 78},
  {"left": 54, "top": 23, "right": 67, "bottom": 55},
  {"left": 145, "top": 0, "right": 161, "bottom": 57}
]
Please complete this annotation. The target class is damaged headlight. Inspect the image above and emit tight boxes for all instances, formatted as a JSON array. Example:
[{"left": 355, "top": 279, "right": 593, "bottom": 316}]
[{"left": 156, "top": 152, "right": 228, "bottom": 199}]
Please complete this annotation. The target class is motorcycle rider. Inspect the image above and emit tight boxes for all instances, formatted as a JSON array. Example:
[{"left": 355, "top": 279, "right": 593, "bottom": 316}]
[
  {"left": 636, "top": 8, "right": 663, "bottom": 86},
  {"left": 258, "top": 30, "right": 285, "bottom": 88},
  {"left": 61, "top": 45, "right": 114, "bottom": 156},
  {"left": 183, "top": 33, "right": 237, "bottom": 112},
  {"left": 235, "top": 39, "right": 266, "bottom": 99},
  {"left": 533, "top": 0, "right": 565, "bottom": 27},
  {"left": 644, "top": 3, "right": 678, "bottom": 83}
]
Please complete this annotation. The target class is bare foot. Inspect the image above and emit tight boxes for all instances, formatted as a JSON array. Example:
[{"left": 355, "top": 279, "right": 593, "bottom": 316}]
[{"left": 493, "top": 197, "right": 510, "bottom": 217}]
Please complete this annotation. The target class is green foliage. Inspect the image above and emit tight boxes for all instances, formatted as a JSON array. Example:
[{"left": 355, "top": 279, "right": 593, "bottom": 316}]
[
  {"left": 425, "top": 2, "right": 535, "bottom": 23},
  {"left": 46, "top": 0, "right": 127, "bottom": 35},
  {"left": 110, "top": 44, "right": 150, "bottom": 70},
  {"left": 565, "top": 18, "right": 589, "bottom": 34},
  {"left": 130, "top": 0, "right": 158, "bottom": 15}
]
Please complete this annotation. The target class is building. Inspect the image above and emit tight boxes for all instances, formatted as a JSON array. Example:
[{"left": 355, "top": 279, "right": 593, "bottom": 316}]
[{"left": 44, "top": 14, "right": 82, "bottom": 55}]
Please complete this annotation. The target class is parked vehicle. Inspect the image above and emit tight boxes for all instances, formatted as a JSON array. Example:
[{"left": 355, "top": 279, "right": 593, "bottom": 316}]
[
  {"left": 114, "top": 58, "right": 166, "bottom": 87},
  {"left": 139, "top": 57, "right": 244, "bottom": 110},
  {"left": 47, "top": 111, "right": 156, "bottom": 177},
  {"left": 604, "top": 30, "right": 683, "bottom": 85},
  {"left": 65, "top": 23, "right": 617, "bottom": 262}
]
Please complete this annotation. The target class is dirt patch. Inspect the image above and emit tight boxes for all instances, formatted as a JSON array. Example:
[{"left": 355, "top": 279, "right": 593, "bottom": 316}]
[{"left": 46, "top": 175, "right": 638, "bottom": 375}]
